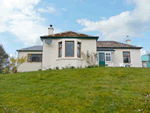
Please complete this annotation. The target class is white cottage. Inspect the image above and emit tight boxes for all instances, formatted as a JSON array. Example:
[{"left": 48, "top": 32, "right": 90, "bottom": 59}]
[{"left": 17, "top": 25, "right": 143, "bottom": 72}]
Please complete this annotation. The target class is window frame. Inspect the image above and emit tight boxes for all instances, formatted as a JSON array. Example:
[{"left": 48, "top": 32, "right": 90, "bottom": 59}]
[
  {"left": 77, "top": 41, "right": 81, "bottom": 58},
  {"left": 28, "top": 54, "right": 42, "bottom": 62},
  {"left": 123, "top": 51, "right": 131, "bottom": 63},
  {"left": 58, "top": 41, "right": 62, "bottom": 57},
  {"left": 105, "top": 52, "right": 112, "bottom": 62},
  {"left": 65, "top": 41, "right": 74, "bottom": 57}
]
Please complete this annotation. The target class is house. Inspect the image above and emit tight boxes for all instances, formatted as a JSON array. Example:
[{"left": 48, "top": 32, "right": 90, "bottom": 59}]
[
  {"left": 17, "top": 25, "right": 143, "bottom": 72},
  {"left": 141, "top": 54, "right": 150, "bottom": 67}
]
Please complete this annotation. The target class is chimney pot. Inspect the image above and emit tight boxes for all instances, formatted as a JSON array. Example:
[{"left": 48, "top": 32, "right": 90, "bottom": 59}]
[
  {"left": 48, "top": 24, "right": 54, "bottom": 35},
  {"left": 50, "top": 24, "right": 53, "bottom": 27},
  {"left": 126, "top": 35, "right": 131, "bottom": 45}
]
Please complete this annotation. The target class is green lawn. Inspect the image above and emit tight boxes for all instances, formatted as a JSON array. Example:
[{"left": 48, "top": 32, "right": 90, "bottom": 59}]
[{"left": 0, "top": 67, "right": 150, "bottom": 112}]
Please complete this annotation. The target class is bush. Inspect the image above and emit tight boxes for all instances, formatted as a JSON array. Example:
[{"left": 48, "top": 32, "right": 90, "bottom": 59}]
[
  {"left": 3, "top": 67, "right": 10, "bottom": 74},
  {"left": 38, "top": 69, "right": 42, "bottom": 71},
  {"left": 95, "top": 65, "right": 99, "bottom": 67},
  {"left": 70, "top": 66, "right": 75, "bottom": 69},
  {"left": 62, "top": 67, "right": 66, "bottom": 70},
  {"left": 55, "top": 67, "right": 59, "bottom": 70}
]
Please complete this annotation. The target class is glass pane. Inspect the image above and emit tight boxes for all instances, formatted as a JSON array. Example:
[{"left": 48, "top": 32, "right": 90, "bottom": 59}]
[
  {"left": 77, "top": 48, "right": 80, "bottom": 57},
  {"left": 123, "top": 57, "right": 130, "bottom": 63},
  {"left": 28, "top": 54, "right": 31, "bottom": 61},
  {"left": 99, "top": 53, "right": 105, "bottom": 61},
  {"left": 59, "top": 42, "right": 62, "bottom": 48},
  {"left": 32, "top": 54, "right": 40, "bottom": 62},
  {"left": 106, "top": 56, "right": 111, "bottom": 61},
  {"left": 66, "top": 42, "right": 74, "bottom": 56},
  {"left": 106, "top": 53, "right": 110, "bottom": 55},
  {"left": 123, "top": 52, "right": 130, "bottom": 56},
  {"left": 77, "top": 42, "right": 81, "bottom": 47},
  {"left": 41, "top": 55, "right": 42, "bottom": 61},
  {"left": 59, "top": 48, "right": 62, "bottom": 57}
]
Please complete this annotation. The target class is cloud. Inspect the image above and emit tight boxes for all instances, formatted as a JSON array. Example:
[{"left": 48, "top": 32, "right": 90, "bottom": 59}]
[
  {"left": 38, "top": 7, "right": 56, "bottom": 13},
  {"left": 77, "top": 0, "right": 150, "bottom": 41},
  {"left": 0, "top": 0, "right": 61, "bottom": 46},
  {"left": 61, "top": 8, "right": 67, "bottom": 11},
  {"left": 141, "top": 49, "right": 147, "bottom": 56}
]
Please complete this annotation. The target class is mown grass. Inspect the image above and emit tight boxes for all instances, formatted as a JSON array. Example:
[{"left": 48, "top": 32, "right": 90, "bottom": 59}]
[{"left": 0, "top": 67, "right": 150, "bottom": 112}]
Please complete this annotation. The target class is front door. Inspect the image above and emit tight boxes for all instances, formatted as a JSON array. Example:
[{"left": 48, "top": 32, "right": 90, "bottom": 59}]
[{"left": 99, "top": 53, "right": 105, "bottom": 66}]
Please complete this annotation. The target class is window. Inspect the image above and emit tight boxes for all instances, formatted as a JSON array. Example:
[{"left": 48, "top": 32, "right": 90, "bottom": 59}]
[
  {"left": 77, "top": 42, "right": 81, "bottom": 58},
  {"left": 28, "top": 54, "right": 42, "bottom": 62},
  {"left": 65, "top": 41, "right": 74, "bottom": 57},
  {"left": 123, "top": 51, "right": 130, "bottom": 63},
  {"left": 105, "top": 53, "right": 111, "bottom": 61},
  {"left": 58, "top": 42, "right": 62, "bottom": 57}
]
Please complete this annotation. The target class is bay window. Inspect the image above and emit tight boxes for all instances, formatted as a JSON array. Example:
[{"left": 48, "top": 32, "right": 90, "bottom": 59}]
[
  {"left": 58, "top": 42, "right": 62, "bottom": 57},
  {"left": 77, "top": 42, "right": 81, "bottom": 58},
  {"left": 65, "top": 41, "right": 74, "bottom": 57}
]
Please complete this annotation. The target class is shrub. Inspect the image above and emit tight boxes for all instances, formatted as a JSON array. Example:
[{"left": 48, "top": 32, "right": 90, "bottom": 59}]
[
  {"left": 3, "top": 67, "right": 10, "bottom": 74},
  {"left": 95, "top": 65, "right": 99, "bottom": 67},
  {"left": 55, "top": 67, "right": 59, "bottom": 70},
  {"left": 70, "top": 66, "right": 75, "bottom": 69},
  {"left": 65, "top": 66, "right": 69, "bottom": 69},
  {"left": 62, "top": 67, "right": 66, "bottom": 70},
  {"left": 38, "top": 69, "right": 42, "bottom": 71}
]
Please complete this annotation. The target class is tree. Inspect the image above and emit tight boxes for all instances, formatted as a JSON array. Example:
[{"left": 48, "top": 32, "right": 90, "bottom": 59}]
[
  {"left": 148, "top": 52, "right": 150, "bottom": 63},
  {"left": 81, "top": 50, "right": 98, "bottom": 67},
  {"left": 9, "top": 56, "right": 27, "bottom": 73},
  {"left": 0, "top": 44, "right": 9, "bottom": 73}
]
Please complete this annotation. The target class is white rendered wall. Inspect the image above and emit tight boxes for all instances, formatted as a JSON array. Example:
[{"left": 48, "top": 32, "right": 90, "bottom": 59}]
[
  {"left": 42, "top": 38, "right": 97, "bottom": 70},
  {"left": 17, "top": 52, "right": 42, "bottom": 72},
  {"left": 113, "top": 49, "right": 142, "bottom": 67}
]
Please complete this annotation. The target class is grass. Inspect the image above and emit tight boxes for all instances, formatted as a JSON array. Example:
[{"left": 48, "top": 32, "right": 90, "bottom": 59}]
[{"left": 0, "top": 67, "right": 150, "bottom": 112}]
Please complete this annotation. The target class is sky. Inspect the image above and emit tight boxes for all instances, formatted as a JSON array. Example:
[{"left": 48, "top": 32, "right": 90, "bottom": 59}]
[{"left": 0, "top": 0, "right": 150, "bottom": 57}]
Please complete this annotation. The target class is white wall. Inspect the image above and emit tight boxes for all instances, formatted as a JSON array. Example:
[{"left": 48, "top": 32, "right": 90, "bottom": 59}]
[
  {"left": 17, "top": 52, "right": 42, "bottom": 72},
  {"left": 42, "top": 38, "right": 97, "bottom": 70},
  {"left": 113, "top": 49, "right": 142, "bottom": 67}
]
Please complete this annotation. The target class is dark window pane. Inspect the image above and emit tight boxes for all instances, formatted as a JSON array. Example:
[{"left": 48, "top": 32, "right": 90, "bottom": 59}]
[
  {"left": 123, "top": 52, "right": 130, "bottom": 56},
  {"left": 99, "top": 53, "right": 105, "bottom": 61},
  {"left": 32, "top": 54, "right": 40, "bottom": 62},
  {"left": 106, "top": 53, "right": 110, "bottom": 55},
  {"left": 106, "top": 56, "right": 111, "bottom": 61},
  {"left": 123, "top": 57, "right": 130, "bottom": 63},
  {"left": 59, "top": 48, "right": 62, "bottom": 57},
  {"left": 59, "top": 42, "right": 62, "bottom": 47},
  {"left": 66, "top": 42, "right": 74, "bottom": 57},
  {"left": 41, "top": 55, "right": 42, "bottom": 61},
  {"left": 77, "top": 48, "right": 80, "bottom": 57},
  {"left": 77, "top": 42, "right": 81, "bottom": 47}
]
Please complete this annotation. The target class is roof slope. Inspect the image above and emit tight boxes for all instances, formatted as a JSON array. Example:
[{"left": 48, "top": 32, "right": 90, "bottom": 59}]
[
  {"left": 97, "top": 41, "right": 142, "bottom": 49},
  {"left": 41, "top": 31, "right": 91, "bottom": 37},
  {"left": 17, "top": 46, "right": 43, "bottom": 52}
]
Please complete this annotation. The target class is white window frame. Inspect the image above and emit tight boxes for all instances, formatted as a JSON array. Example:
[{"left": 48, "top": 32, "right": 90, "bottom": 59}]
[
  {"left": 105, "top": 52, "right": 112, "bottom": 62},
  {"left": 97, "top": 52, "right": 112, "bottom": 62}
]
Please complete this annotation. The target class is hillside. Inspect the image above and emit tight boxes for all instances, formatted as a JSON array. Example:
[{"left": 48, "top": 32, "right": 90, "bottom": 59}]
[{"left": 0, "top": 67, "right": 150, "bottom": 112}]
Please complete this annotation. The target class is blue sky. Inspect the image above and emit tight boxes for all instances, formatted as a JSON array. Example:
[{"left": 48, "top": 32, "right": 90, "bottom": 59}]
[{"left": 0, "top": 0, "right": 150, "bottom": 56}]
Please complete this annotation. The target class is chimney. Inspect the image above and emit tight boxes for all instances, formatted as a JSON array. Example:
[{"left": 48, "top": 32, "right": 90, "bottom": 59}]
[
  {"left": 48, "top": 24, "right": 54, "bottom": 35},
  {"left": 126, "top": 36, "right": 131, "bottom": 45}
]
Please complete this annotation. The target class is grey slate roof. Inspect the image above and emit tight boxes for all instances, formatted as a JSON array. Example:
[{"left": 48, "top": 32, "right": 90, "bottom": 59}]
[
  {"left": 17, "top": 45, "right": 43, "bottom": 52},
  {"left": 97, "top": 41, "right": 142, "bottom": 49},
  {"left": 17, "top": 41, "right": 142, "bottom": 52}
]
